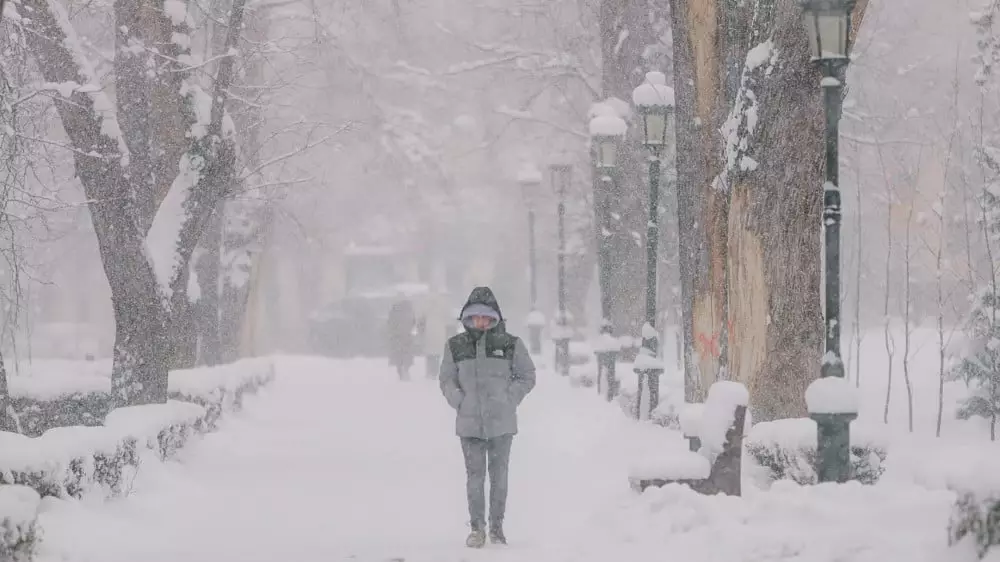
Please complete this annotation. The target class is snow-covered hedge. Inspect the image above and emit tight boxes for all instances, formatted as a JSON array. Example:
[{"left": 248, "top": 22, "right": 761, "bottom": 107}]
[
  {"left": 6, "top": 358, "right": 274, "bottom": 436},
  {"left": 0, "top": 485, "right": 39, "bottom": 561},
  {"left": 0, "top": 359, "right": 274, "bottom": 501},
  {"left": 615, "top": 385, "right": 683, "bottom": 429},
  {"left": 949, "top": 491, "right": 1000, "bottom": 559},
  {"left": 744, "top": 418, "right": 888, "bottom": 485},
  {"left": 947, "top": 458, "right": 1000, "bottom": 560}
]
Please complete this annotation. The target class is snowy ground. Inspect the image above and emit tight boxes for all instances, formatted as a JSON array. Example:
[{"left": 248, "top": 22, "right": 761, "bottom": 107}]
[{"left": 28, "top": 354, "right": 961, "bottom": 562}]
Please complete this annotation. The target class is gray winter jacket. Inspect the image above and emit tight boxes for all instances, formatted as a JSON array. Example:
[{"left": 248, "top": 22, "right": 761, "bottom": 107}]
[{"left": 439, "top": 288, "right": 536, "bottom": 439}]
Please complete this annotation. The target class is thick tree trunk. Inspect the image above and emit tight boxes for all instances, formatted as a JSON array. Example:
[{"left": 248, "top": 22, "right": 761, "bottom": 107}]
[
  {"left": 669, "top": 0, "right": 866, "bottom": 419},
  {"left": 668, "top": 0, "right": 734, "bottom": 401},
  {"left": 18, "top": 0, "right": 170, "bottom": 406},
  {"left": 599, "top": 0, "right": 661, "bottom": 344},
  {"left": 17, "top": 0, "right": 249, "bottom": 403}
]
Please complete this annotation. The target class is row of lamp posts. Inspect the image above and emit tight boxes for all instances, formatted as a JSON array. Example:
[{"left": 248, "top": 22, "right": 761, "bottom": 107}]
[
  {"left": 585, "top": 71, "right": 675, "bottom": 420},
  {"left": 517, "top": 0, "right": 858, "bottom": 485}
]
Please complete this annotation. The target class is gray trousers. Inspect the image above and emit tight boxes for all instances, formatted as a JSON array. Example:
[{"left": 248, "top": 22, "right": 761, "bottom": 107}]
[{"left": 460, "top": 434, "right": 513, "bottom": 531}]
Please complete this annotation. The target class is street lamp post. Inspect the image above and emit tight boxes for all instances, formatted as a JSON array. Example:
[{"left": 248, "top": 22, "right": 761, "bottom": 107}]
[
  {"left": 518, "top": 162, "right": 544, "bottom": 355},
  {"left": 589, "top": 103, "right": 627, "bottom": 401},
  {"left": 549, "top": 163, "right": 572, "bottom": 377},
  {"left": 799, "top": 0, "right": 858, "bottom": 483},
  {"left": 631, "top": 71, "right": 675, "bottom": 420}
]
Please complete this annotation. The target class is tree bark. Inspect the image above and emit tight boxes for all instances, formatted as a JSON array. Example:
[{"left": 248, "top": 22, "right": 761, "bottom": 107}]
[
  {"left": 195, "top": 209, "right": 224, "bottom": 366},
  {"left": 16, "top": 0, "right": 248, "bottom": 403},
  {"left": 18, "top": 0, "right": 170, "bottom": 406},
  {"left": 670, "top": 0, "right": 868, "bottom": 419},
  {"left": 599, "top": 0, "right": 662, "bottom": 343},
  {"left": 668, "top": 0, "right": 734, "bottom": 401},
  {"left": 0, "top": 350, "right": 10, "bottom": 432}
]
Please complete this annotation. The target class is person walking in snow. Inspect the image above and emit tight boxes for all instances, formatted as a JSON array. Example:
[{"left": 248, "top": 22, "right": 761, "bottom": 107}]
[
  {"left": 438, "top": 287, "right": 536, "bottom": 548},
  {"left": 386, "top": 298, "right": 416, "bottom": 380}
]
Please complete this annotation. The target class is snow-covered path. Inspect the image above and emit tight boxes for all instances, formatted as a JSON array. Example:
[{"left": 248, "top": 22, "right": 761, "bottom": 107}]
[
  {"left": 35, "top": 356, "right": 640, "bottom": 562},
  {"left": 33, "top": 355, "right": 958, "bottom": 562}
]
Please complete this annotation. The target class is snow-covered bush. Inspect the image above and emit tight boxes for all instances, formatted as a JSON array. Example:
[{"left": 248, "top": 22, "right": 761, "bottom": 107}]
[
  {"left": 650, "top": 398, "right": 681, "bottom": 429},
  {"left": 6, "top": 358, "right": 274, "bottom": 436},
  {"left": 614, "top": 380, "right": 683, "bottom": 429},
  {"left": 745, "top": 418, "right": 888, "bottom": 485},
  {"left": 0, "top": 359, "right": 274, "bottom": 500},
  {"left": 7, "top": 391, "right": 110, "bottom": 437},
  {"left": 949, "top": 491, "right": 1000, "bottom": 559},
  {"left": 948, "top": 288, "right": 1000, "bottom": 440},
  {"left": 0, "top": 485, "right": 39, "bottom": 561}
]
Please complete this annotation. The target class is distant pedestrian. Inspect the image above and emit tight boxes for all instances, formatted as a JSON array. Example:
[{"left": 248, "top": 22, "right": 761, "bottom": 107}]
[{"left": 438, "top": 287, "right": 536, "bottom": 548}]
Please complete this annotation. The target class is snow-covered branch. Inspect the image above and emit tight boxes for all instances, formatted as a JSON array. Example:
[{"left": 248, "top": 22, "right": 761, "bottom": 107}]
[{"left": 9, "top": 0, "right": 129, "bottom": 175}]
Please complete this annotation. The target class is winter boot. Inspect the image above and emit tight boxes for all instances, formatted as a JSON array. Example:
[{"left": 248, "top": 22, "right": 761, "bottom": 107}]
[
  {"left": 489, "top": 526, "right": 506, "bottom": 545},
  {"left": 466, "top": 528, "right": 486, "bottom": 549}
]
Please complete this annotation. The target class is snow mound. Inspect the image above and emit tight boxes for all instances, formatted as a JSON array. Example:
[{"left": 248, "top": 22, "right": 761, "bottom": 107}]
[
  {"left": 525, "top": 310, "right": 546, "bottom": 327},
  {"left": 103, "top": 401, "right": 206, "bottom": 441},
  {"left": 632, "top": 71, "right": 675, "bottom": 107},
  {"left": 169, "top": 357, "right": 275, "bottom": 401},
  {"left": 629, "top": 449, "right": 711, "bottom": 481},
  {"left": 633, "top": 349, "right": 665, "bottom": 370},
  {"left": 806, "top": 376, "right": 859, "bottom": 414},
  {"left": 699, "top": 381, "right": 749, "bottom": 461},
  {"left": 679, "top": 403, "right": 706, "bottom": 437},
  {"left": 589, "top": 113, "right": 627, "bottom": 137},
  {"left": 592, "top": 333, "right": 623, "bottom": 353}
]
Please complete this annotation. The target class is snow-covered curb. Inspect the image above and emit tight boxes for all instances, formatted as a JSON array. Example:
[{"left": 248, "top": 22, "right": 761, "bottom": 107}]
[
  {"left": 0, "top": 358, "right": 275, "bottom": 500},
  {"left": 6, "top": 358, "right": 274, "bottom": 436}
]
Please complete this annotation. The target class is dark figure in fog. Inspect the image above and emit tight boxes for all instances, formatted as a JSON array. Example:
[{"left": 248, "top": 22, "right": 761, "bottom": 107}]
[
  {"left": 386, "top": 298, "right": 416, "bottom": 380},
  {"left": 438, "top": 287, "right": 536, "bottom": 548}
]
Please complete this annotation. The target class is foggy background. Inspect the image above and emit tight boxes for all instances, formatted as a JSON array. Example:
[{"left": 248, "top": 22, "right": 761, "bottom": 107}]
[{"left": 0, "top": 0, "right": 990, "bottom": 366}]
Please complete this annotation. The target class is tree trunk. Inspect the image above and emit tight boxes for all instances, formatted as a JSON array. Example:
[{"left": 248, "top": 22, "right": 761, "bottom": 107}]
[
  {"left": 220, "top": 202, "right": 269, "bottom": 361},
  {"left": 669, "top": 0, "right": 866, "bottom": 419},
  {"left": 16, "top": 0, "right": 249, "bottom": 403},
  {"left": 0, "top": 350, "right": 10, "bottom": 432},
  {"left": 668, "top": 0, "right": 732, "bottom": 401},
  {"left": 17, "top": 0, "right": 171, "bottom": 406},
  {"left": 599, "top": 0, "right": 661, "bottom": 344},
  {"left": 195, "top": 208, "right": 224, "bottom": 366}
]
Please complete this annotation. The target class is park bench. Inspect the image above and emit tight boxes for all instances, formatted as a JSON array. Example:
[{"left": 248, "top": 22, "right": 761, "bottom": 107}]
[{"left": 628, "top": 381, "right": 749, "bottom": 496}]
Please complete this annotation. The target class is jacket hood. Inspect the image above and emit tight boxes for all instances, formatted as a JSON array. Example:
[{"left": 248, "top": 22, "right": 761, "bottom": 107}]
[{"left": 458, "top": 286, "right": 504, "bottom": 321}]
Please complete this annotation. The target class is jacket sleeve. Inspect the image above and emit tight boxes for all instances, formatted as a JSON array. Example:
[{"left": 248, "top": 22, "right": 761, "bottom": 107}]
[
  {"left": 439, "top": 342, "right": 464, "bottom": 409},
  {"left": 509, "top": 337, "right": 537, "bottom": 405}
]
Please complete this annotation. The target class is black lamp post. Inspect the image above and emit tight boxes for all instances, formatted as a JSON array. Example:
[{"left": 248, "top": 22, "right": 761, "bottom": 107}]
[
  {"left": 518, "top": 162, "right": 544, "bottom": 355},
  {"left": 589, "top": 103, "right": 627, "bottom": 401},
  {"left": 799, "top": 0, "right": 858, "bottom": 483},
  {"left": 550, "top": 163, "right": 572, "bottom": 377},
  {"left": 631, "top": 71, "right": 675, "bottom": 420}
]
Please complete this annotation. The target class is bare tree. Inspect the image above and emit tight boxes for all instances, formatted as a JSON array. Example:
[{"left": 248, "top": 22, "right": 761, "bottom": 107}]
[
  {"left": 902, "top": 181, "right": 916, "bottom": 433},
  {"left": 9, "top": 0, "right": 249, "bottom": 405},
  {"left": 876, "top": 141, "right": 896, "bottom": 425}
]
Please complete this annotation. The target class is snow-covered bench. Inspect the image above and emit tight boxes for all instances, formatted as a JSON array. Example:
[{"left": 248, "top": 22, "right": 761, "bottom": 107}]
[{"left": 628, "top": 381, "right": 749, "bottom": 496}]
